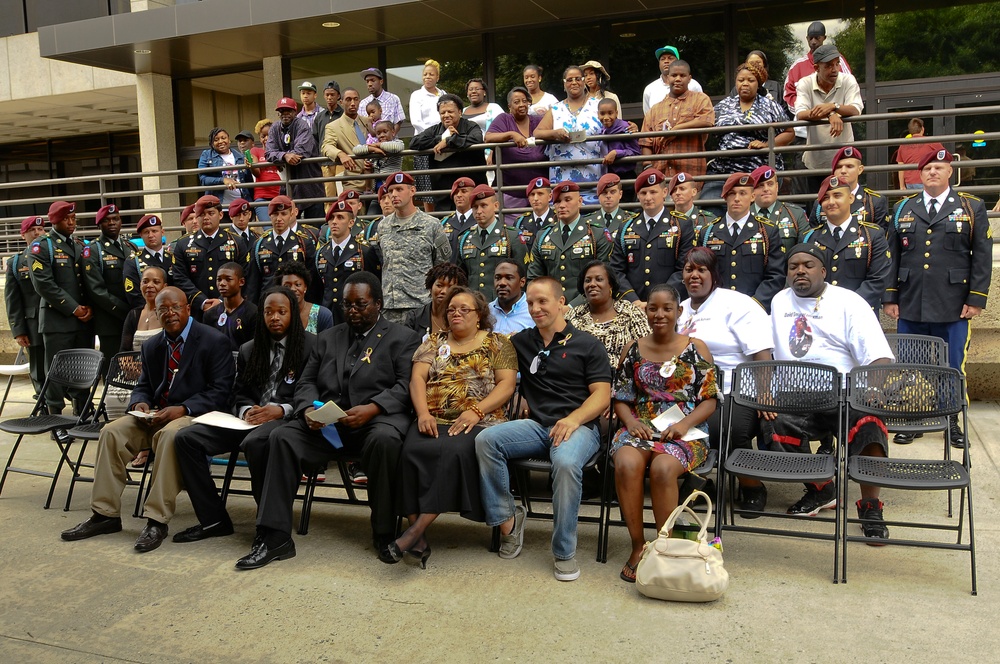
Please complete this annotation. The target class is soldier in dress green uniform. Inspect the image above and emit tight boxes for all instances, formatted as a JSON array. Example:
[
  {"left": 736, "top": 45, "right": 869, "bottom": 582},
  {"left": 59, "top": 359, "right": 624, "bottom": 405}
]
[
  {"left": 4, "top": 216, "right": 48, "bottom": 394},
  {"left": 28, "top": 201, "right": 93, "bottom": 414},
  {"left": 454, "top": 185, "right": 529, "bottom": 301},
  {"left": 749, "top": 165, "right": 810, "bottom": 251},
  {"left": 667, "top": 171, "right": 716, "bottom": 236},
  {"left": 316, "top": 200, "right": 381, "bottom": 324},
  {"left": 583, "top": 173, "right": 637, "bottom": 239},
  {"left": 83, "top": 204, "right": 133, "bottom": 365},
  {"left": 527, "top": 181, "right": 612, "bottom": 306},
  {"left": 512, "top": 177, "right": 555, "bottom": 250},
  {"left": 245, "top": 195, "right": 319, "bottom": 304}
]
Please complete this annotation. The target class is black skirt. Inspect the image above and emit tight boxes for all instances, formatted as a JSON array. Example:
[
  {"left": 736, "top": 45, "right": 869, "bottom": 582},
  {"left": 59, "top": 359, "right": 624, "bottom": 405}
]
[{"left": 398, "top": 421, "right": 485, "bottom": 521}]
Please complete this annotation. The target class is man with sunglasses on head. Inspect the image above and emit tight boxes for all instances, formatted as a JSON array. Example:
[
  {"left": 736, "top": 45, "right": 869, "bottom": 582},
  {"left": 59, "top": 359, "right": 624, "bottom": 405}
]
[{"left": 476, "top": 276, "right": 611, "bottom": 582}]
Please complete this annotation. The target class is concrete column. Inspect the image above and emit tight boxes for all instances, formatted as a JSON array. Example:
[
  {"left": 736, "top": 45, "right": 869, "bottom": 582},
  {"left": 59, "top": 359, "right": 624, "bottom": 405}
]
[
  {"left": 263, "top": 56, "right": 284, "bottom": 109},
  {"left": 136, "top": 72, "right": 179, "bottom": 215}
]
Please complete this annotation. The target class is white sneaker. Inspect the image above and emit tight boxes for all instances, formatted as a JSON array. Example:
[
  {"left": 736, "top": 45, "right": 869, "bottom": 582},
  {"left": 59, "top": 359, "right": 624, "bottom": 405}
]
[{"left": 554, "top": 557, "right": 580, "bottom": 582}]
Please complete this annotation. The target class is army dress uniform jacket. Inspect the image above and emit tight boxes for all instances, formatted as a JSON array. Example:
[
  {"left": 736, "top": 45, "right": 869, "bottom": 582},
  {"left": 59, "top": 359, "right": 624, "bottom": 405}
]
[
  {"left": 610, "top": 211, "right": 694, "bottom": 303},
  {"left": 245, "top": 229, "right": 319, "bottom": 304},
  {"left": 170, "top": 228, "right": 249, "bottom": 312},
  {"left": 809, "top": 186, "right": 889, "bottom": 235},
  {"left": 584, "top": 208, "right": 638, "bottom": 240},
  {"left": 513, "top": 209, "right": 555, "bottom": 250},
  {"left": 455, "top": 221, "right": 530, "bottom": 301},
  {"left": 752, "top": 201, "right": 811, "bottom": 251},
  {"left": 5, "top": 246, "right": 43, "bottom": 345},
  {"left": 315, "top": 237, "right": 382, "bottom": 323},
  {"left": 27, "top": 230, "right": 88, "bottom": 334},
  {"left": 83, "top": 233, "right": 133, "bottom": 336},
  {"left": 527, "top": 217, "right": 613, "bottom": 307},
  {"left": 672, "top": 206, "right": 717, "bottom": 238},
  {"left": 123, "top": 244, "right": 173, "bottom": 309},
  {"left": 696, "top": 216, "right": 786, "bottom": 312},
  {"left": 440, "top": 210, "right": 477, "bottom": 258},
  {"left": 801, "top": 220, "right": 891, "bottom": 310},
  {"left": 885, "top": 190, "right": 992, "bottom": 323}
]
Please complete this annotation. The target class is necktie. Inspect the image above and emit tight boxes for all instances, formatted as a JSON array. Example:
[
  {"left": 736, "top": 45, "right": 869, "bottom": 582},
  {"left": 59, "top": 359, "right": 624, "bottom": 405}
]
[
  {"left": 242, "top": 232, "right": 249, "bottom": 244},
  {"left": 159, "top": 337, "right": 183, "bottom": 408},
  {"left": 730, "top": 224, "right": 738, "bottom": 239},
  {"left": 535, "top": 217, "right": 543, "bottom": 228},
  {"left": 561, "top": 224, "right": 570, "bottom": 244},
  {"left": 604, "top": 212, "right": 613, "bottom": 226},
  {"left": 333, "top": 245, "right": 342, "bottom": 264},
  {"left": 354, "top": 120, "right": 366, "bottom": 144},
  {"left": 480, "top": 228, "right": 489, "bottom": 245},
  {"left": 260, "top": 342, "right": 284, "bottom": 405},
  {"left": 928, "top": 200, "right": 938, "bottom": 217},
  {"left": 275, "top": 234, "right": 285, "bottom": 253},
  {"left": 833, "top": 226, "right": 843, "bottom": 242}
]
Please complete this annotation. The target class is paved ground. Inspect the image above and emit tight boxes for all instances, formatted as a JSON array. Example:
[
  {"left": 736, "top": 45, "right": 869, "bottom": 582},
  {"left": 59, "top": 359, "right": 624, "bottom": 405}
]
[{"left": 0, "top": 380, "right": 996, "bottom": 663}]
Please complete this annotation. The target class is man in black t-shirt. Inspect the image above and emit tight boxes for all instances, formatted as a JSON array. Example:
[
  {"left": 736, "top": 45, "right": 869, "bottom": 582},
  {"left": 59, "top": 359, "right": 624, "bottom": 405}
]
[{"left": 475, "top": 277, "right": 612, "bottom": 582}]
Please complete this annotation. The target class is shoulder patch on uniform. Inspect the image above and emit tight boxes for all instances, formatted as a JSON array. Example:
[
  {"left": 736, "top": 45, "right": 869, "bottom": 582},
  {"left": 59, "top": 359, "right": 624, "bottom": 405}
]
[
  {"left": 30, "top": 244, "right": 40, "bottom": 254},
  {"left": 124, "top": 277, "right": 134, "bottom": 292},
  {"left": 82, "top": 246, "right": 91, "bottom": 258},
  {"left": 31, "top": 260, "right": 43, "bottom": 271}
]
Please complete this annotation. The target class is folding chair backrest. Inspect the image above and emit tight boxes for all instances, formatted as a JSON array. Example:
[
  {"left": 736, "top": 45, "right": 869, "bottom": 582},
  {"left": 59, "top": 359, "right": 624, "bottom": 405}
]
[
  {"left": 47, "top": 349, "right": 105, "bottom": 391},
  {"left": 846, "top": 364, "right": 964, "bottom": 420},
  {"left": 884, "top": 334, "right": 949, "bottom": 367},
  {"left": 105, "top": 351, "right": 143, "bottom": 391},
  {"left": 730, "top": 360, "right": 840, "bottom": 415}
]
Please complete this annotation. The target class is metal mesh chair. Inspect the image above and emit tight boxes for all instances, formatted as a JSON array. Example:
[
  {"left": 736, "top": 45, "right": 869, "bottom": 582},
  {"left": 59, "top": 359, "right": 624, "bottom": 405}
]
[
  {"left": 0, "top": 349, "right": 104, "bottom": 508},
  {"left": 884, "top": 333, "right": 949, "bottom": 367},
  {"left": 717, "top": 360, "right": 843, "bottom": 583},
  {"left": 842, "top": 364, "right": 976, "bottom": 594},
  {"left": 61, "top": 351, "right": 143, "bottom": 511}
]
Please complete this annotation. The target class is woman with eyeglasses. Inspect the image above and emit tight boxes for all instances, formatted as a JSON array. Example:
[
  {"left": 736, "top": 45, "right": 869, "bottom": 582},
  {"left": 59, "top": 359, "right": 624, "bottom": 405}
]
[
  {"left": 566, "top": 260, "right": 650, "bottom": 368},
  {"left": 611, "top": 283, "right": 718, "bottom": 583},
  {"left": 381, "top": 287, "right": 517, "bottom": 568}
]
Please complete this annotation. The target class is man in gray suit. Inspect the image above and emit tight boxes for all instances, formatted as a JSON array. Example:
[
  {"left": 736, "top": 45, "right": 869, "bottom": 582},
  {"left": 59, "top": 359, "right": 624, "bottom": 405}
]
[{"left": 237, "top": 271, "right": 420, "bottom": 569}]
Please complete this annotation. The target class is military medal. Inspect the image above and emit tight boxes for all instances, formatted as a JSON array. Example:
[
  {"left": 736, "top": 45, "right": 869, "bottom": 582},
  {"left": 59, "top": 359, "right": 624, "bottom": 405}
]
[
  {"left": 752, "top": 241, "right": 757, "bottom": 254},
  {"left": 855, "top": 246, "right": 862, "bottom": 258},
  {"left": 659, "top": 357, "right": 677, "bottom": 378},
  {"left": 957, "top": 221, "right": 963, "bottom": 233}
]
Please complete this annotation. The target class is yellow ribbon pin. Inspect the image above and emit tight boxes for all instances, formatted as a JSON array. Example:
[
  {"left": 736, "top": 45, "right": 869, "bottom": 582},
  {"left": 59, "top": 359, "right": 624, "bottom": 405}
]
[{"left": 361, "top": 348, "right": 373, "bottom": 363}]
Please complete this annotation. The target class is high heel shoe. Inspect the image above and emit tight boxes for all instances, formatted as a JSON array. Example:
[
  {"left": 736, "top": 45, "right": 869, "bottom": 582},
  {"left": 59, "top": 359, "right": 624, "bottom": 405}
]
[
  {"left": 378, "top": 541, "right": 403, "bottom": 564},
  {"left": 404, "top": 546, "right": 432, "bottom": 569}
]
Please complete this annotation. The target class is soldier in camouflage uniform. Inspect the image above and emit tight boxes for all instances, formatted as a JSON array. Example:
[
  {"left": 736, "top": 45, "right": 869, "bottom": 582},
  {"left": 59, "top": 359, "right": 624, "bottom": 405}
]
[
  {"left": 5, "top": 215, "right": 48, "bottom": 394},
  {"left": 83, "top": 204, "right": 133, "bottom": 365},
  {"left": 28, "top": 201, "right": 93, "bottom": 414},
  {"left": 454, "top": 185, "right": 529, "bottom": 301},
  {"left": 749, "top": 165, "right": 810, "bottom": 251},
  {"left": 373, "top": 172, "right": 452, "bottom": 323}
]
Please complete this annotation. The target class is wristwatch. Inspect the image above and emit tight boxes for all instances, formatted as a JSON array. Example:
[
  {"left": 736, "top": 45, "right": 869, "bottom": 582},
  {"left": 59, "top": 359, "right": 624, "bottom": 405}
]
[{"left": 833, "top": 103, "right": 841, "bottom": 113}]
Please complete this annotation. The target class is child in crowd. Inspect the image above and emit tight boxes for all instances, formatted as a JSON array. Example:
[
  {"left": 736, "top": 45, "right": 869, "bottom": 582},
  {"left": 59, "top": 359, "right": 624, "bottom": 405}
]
[
  {"left": 597, "top": 98, "right": 641, "bottom": 200},
  {"left": 355, "top": 120, "right": 404, "bottom": 202},
  {"left": 365, "top": 100, "right": 383, "bottom": 144}
]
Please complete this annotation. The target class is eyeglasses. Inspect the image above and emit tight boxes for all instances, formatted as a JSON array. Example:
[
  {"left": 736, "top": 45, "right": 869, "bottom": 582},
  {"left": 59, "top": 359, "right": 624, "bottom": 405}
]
[
  {"left": 446, "top": 306, "right": 475, "bottom": 317},
  {"left": 564, "top": 77, "right": 584, "bottom": 83},
  {"left": 156, "top": 305, "right": 185, "bottom": 316},
  {"left": 343, "top": 300, "right": 373, "bottom": 311},
  {"left": 531, "top": 349, "right": 551, "bottom": 375}
]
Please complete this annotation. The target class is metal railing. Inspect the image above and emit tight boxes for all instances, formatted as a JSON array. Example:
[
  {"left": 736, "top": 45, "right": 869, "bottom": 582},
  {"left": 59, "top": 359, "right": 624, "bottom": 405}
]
[{"left": 1, "top": 104, "right": 998, "bottom": 254}]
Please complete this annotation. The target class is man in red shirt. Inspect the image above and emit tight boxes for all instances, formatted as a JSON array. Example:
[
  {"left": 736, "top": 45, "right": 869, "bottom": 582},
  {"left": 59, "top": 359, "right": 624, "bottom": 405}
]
[{"left": 894, "top": 118, "right": 945, "bottom": 190}]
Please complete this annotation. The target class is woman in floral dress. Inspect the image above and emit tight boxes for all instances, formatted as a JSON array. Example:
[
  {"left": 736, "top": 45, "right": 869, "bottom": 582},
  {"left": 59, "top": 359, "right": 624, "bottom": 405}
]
[
  {"left": 533, "top": 66, "right": 604, "bottom": 205},
  {"left": 611, "top": 284, "right": 718, "bottom": 582},
  {"left": 382, "top": 288, "right": 517, "bottom": 568}
]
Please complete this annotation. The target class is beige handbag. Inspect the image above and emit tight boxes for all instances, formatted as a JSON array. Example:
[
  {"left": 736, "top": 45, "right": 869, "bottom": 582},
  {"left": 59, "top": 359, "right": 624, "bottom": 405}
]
[{"left": 635, "top": 490, "right": 729, "bottom": 602}]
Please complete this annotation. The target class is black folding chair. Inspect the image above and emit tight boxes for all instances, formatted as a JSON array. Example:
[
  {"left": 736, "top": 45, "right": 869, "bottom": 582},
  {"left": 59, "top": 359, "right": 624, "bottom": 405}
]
[
  {"left": 884, "top": 333, "right": 949, "bottom": 367},
  {"left": 62, "top": 351, "right": 143, "bottom": 511},
  {"left": 717, "top": 360, "right": 843, "bottom": 583},
  {"left": 842, "top": 364, "right": 976, "bottom": 594},
  {"left": 0, "top": 349, "right": 104, "bottom": 508}
]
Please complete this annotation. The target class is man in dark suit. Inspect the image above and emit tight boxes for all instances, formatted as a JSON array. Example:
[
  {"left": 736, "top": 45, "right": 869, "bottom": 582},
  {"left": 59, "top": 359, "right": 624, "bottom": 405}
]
[
  {"left": 172, "top": 286, "right": 315, "bottom": 545},
  {"left": 60, "top": 287, "right": 235, "bottom": 552},
  {"left": 237, "top": 271, "right": 420, "bottom": 569},
  {"left": 84, "top": 204, "right": 133, "bottom": 365},
  {"left": 170, "top": 195, "right": 249, "bottom": 321},
  {"left": 123, "top": 214, "right": 173, "bottom": 309},
  {"left": 5, "top": 215, "right": 48, "bottom": 394},
  {"left": 28, "top": 200, "right": 93, "bottom": 414},
  {"left": 884, "top": 149, "right": 991, "bottom": 446}
]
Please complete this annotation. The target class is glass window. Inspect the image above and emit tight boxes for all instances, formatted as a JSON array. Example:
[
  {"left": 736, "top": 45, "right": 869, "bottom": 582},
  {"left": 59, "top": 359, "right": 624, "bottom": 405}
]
[
  {"left": 0, "top": 0, "right": 26, "bottom": 37},
  {"left": 386, "top": 35, "right": 483, "bottom": 124},
  {"left": 492, "top": 24, "right": 601, "bottom": 108},
  {"left": 290, "top": 48, "right": 380, "bottom": 111}
]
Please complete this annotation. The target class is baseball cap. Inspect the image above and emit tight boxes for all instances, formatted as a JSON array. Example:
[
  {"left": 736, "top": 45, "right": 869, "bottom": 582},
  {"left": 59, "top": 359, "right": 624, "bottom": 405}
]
[
  {"left": 275, "top": 97, "right": 298, "bottom": 111},
  {"left": 360, "top": 67, "right": 384, "bottom": 80},
  {"left": 325, "top": 80, "right": 341, "bottom": 93},
  {"left": 234, "top": 130, "right": 254, "bottom": 141},
  {"left": 654, "top": 45, "right": 680, "bottom": 60},
  {"left": 298, "top": 81, "right": 318, "bottom": 92}
]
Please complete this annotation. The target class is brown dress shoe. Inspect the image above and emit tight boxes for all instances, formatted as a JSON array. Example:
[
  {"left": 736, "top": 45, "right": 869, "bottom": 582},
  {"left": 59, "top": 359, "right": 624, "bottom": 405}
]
[
  {"left": 134, "top": 521, "right": 169, "bottom": 553},
  {"left": 61, "top": 514, "right": 122, "bottom": 541}
]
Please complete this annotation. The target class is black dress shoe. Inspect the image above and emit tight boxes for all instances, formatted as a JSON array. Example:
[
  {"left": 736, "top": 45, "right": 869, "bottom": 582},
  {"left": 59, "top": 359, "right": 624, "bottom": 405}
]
[
  {"left": 61, "top": 514, "right": 122, "bottom": 541},
  {"left": 372, "top": 534, "right": 394, "bottom": 551},
  {"left": 378, "top": 541, "right": 403, "bottom": 565},
  {"left": 235, "top": 538, "right": 296, "bottom": 570},
  {"left": 949, "top": 421, "right": 967, "bottom": 449},
  {"left": 172, "top": 520, "right": 235, "bottom": 543},
  {"left": 893, "top": 432, "right": 922, "bottom": 445},
  {"left": 134, "top": 521, "right": 169, "bottom": 553}
]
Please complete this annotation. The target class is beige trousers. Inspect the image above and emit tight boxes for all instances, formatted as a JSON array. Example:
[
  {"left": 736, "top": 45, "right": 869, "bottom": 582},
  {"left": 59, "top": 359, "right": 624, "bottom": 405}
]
[{"left": 90, "top": 414, "right": 193, "bottom": 523}]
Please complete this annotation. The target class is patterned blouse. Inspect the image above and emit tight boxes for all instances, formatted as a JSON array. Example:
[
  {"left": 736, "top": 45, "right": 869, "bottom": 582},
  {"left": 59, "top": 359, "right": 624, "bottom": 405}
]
[
  {"left": 566, "top": 299, "right": 651, "bottom": 368},
  {"left": 413, "top": 332, "right": 518, "bottom": 425},
  {"left": 708, "top": 94, "right": 790, "bottom": 174}
]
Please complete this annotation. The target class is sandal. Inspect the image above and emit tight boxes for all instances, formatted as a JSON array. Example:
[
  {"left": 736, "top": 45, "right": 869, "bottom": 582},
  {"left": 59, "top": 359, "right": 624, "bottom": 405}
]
[
  {"left": 130, "top": 450, "right": 150, "bottom": 469},
  {"left": 620, "top": 560, "right": 638, "bottom": 583}
]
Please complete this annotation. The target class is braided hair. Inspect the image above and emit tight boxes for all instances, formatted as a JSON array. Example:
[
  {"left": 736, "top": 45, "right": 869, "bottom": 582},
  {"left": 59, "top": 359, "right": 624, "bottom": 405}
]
[{"left": 240, "top": 286, "right": 306, "bottom": 390}]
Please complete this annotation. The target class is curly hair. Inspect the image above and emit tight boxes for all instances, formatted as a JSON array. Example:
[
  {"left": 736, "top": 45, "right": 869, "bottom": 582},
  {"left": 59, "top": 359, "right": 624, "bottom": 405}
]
[
  {"left": 274, "top": 260, "right": 312, "bottom": 288},
  {"left": 444, "top": 287, "right": 494, "bottom": 333},
  {"left": 240, "top": 286, "right": 306, "bottom": 393},
  {"left": 424, "top": 262, "right": 469, "bottom": 291}
]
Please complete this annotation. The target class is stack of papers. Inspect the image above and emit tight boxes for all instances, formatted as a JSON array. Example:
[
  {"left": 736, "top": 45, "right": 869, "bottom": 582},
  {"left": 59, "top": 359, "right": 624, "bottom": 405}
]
[{"left": 650, "top": 404, "right": 709, "bottom": 442}]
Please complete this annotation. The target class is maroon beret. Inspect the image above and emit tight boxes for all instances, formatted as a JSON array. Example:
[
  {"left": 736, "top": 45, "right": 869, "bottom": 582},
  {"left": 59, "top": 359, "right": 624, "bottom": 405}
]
[
  {"left": 20, "top": 215, "right": 45, "bottom": 235},
  {"left": 194, "top": 195, "right": 221, "bottom": 216},
  {"left": 525, "top": 177, "right": 551, "bottom": 197},
  {"left": 816, "top": 175, "right": 850, "bottom": 203},
  {"left": 634, "top": 168, "right": 666, "bottom": 195},
  {"left": 48, "top": 201, "right": 75, "bottom": 223},
  {"left": 550, "top": 180, "right": 580, "bottom": 203},
  {"left": 471, "top": 184, "right": 497, "bottom": 201},
  {"left": 596, "top": 173, "right": 621, "bottom": 196},
  {"left": 386, "top": 171, "right": 415, "bottom": 186},
  {"left": 136, "top": 214, "right": 162, "bottom": 233},
  {"left": 831, "top": 146, "right": 863, "bottom": 171},
  {"left": 268, "top": 195, "right": 295, "bottom": 216},
  {"left": 451, "top": 177, "right": 476, "bottom": 197},
  {"left": 95, "top": 204, "right": 119, "bottom": 225},
  {"left": 228, "top": 198, "right": 251, "bottom": 218},
  {"left": 668, "top": 172, "right": 693, "bottom": 195},
  {"left": 918, "top": 148, "right": 953, "bottom": 171},
  {"left": 721, "top": 173, "right": 754, "bottom": 199},
  {"left": 326, "top": 200, "right": 354, "bottom": 220},
  {"left": 750, "top": 165, "right": 776, "bottom": 187}
]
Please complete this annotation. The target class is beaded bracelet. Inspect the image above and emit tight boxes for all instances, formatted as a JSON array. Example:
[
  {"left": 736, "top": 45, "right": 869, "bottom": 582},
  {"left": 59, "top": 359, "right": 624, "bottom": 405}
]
[{"left": 469, "top": 404, "right": 485, "bottom": 419}]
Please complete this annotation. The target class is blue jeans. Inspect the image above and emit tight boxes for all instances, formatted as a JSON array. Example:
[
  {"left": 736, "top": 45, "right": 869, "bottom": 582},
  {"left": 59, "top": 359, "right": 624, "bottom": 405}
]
[
  {"left": 905, "top": 183, "right": 924, "bottom": 190},
  {"left": 253, "top": 199, "right": 271, "bottom": 222},
  {"left": 475, "top": 419, "right": 600, "bottom": 560}
]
